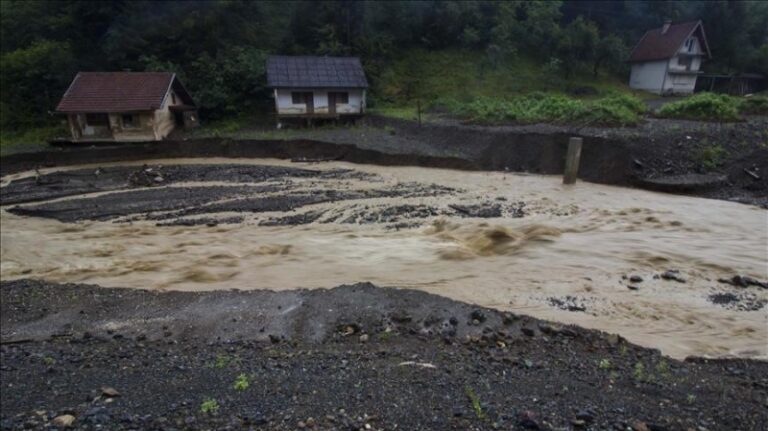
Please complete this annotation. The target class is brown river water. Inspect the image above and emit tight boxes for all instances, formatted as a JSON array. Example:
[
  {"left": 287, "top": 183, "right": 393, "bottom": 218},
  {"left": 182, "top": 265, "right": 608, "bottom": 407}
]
[{"left": 1, "top": 158, "right": 766, "bottom": 359}]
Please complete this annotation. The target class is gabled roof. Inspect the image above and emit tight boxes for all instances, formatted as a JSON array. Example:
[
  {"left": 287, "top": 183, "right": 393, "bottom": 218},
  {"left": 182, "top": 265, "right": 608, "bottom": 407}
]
[
  {"left": 266, "top": 56, "right": 369, "bottom": 89},
  {"left": 56, "top": 72, "right": 195, "bottom": 113},
  {"left": 628, "top": 20, "right": 711, "bottom": 63}
]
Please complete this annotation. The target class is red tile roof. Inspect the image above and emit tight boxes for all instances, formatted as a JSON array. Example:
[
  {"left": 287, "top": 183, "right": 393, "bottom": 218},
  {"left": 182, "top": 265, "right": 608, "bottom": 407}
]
[
  {"left": 628, "top": 21, "right": 711, "bottom": 63},
  {"left": 56, "top": 72, "right": 180, "bottom": 113}
]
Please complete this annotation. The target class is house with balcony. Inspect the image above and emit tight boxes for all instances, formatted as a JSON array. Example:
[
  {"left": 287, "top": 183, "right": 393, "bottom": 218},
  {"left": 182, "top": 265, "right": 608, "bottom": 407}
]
[
  {"left": 266, "top": 56, "right": 368, "bottom": 126},
  {"left": 628, "top": 20, "right": 711, "bottom": 95}
]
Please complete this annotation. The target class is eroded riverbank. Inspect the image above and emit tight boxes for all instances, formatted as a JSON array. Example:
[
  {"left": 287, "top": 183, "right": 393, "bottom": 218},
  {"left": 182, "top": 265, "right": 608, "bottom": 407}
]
[{"left": 1, "top": 158, "right": 766, "bottom": 360}]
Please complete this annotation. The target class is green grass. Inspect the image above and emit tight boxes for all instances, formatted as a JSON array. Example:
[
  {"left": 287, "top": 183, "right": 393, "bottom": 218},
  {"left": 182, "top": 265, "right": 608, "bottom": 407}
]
[
  {"left": 696, "top": 144, "right": 727, "bottom": 170},
  {"left": 233, "top": 373, "right": 250, "bottom": 391},
  {"left": 445, "top": 91, "right": 645, "bottom": 126},
  {"left": 0, "top": 124, "right": 67, "bottom": 156},
  {"left": 739, "top": 95, "right": 768, "bottom": 115},
  {"left": 200, "top": 398, "right": 220, "bottom": 414},
  {"left": 658, "top": 93, "right": 740, "bottom": 121},
  {"left": 464, "top": 386, "right": 486, "bottom": 420}
]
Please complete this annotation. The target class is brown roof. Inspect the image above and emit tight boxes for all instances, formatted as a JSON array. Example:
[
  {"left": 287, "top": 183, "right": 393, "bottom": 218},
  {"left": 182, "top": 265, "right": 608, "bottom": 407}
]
[
  {"left": 628, "top": 21, "right": 711, "bottom": 63},
  {"left": 56, "top": 72, "right": 194, "bottom": 113}
]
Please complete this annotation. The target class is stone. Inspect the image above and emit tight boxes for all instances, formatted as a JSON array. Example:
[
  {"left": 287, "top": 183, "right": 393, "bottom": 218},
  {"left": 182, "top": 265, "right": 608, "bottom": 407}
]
[
  {"left": 629, "top": 275, "right": 643, "bottom": 283},
  {"left": 631, "top": 421, "right": 650, "bottom": 431},
  {"left": 521, "top": 327, "right": 535, "bottom": 337},
  {"left": 470, "top": 310, "right": 486, "bottom": 323},
  {"left": 101, "top": 386, "right": 120, "bottom": 397},
  {"left": 52, "top": 415, "right": 75, "bottom": 428},
  {"left": 359, "top": 334, "right": 369, "bottom": 343},
  {"left": 660, "top": 270, "right": 686, "bottom": 283},
  {"left": 627, "top": 285, "right": 639, "bottom": 291}
]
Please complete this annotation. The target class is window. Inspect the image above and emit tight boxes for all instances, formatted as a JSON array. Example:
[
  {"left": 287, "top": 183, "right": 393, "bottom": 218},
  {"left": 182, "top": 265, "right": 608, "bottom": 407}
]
[
  {"left": 121, "top": 114, "right": 137, "bottom": 128},
  {"left": 331, "top": 92, "right": 349, "bottom": 104},
  {"left": 85, "top": 113, "right": 109, "bottom": 126},
  {"left": 685, "top": 38, "right": 694, "bottom": 52},
  {"left": 292, "top": 92, "right": 312, "bottom": 104}
]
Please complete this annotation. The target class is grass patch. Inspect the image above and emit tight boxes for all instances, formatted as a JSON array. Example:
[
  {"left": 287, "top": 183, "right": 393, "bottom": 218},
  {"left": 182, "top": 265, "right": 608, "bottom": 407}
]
[
  {"left": 200, "top": 398, "right": 220, "bottom": 415},
  {"left": 0, "top": 124, "right": 68, "bottom": 156},
  {"left": 739, "top": 96, "right": 768, "bottom": 115},
  {"left": 658, "top": 93, "right": 740, "bottom": 121},
  {"left": 448, "top": 92, "right": 644, "bottom": 126},
  {"left": 464, "top": 386, "right": 486, "bottom": 420},
  {"left": 233, "top": 373, "right": 250, "bottom": 391},
  {"left": 696, "top": 144, "right": 727, "bottom": 171}
]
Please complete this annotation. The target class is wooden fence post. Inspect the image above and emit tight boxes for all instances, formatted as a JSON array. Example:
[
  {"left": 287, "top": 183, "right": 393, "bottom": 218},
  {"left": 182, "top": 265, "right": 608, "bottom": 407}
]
[{"left": 563, "top": 136, "right": 583, "bottom": 185}]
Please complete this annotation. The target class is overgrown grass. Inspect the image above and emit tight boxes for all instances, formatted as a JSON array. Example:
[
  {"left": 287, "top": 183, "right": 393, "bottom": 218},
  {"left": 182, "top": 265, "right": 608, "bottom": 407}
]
[
  {"left": 658, "top": 93, "right": 740, "bottom": 121},
  {"left": 657, "top": 93, "right": 768, "bottom": 121},
  {"left": 447, "top": 91, "right": 645, "bottom": 126},
  {"left": 696, "top": 144, "right": 727, "bottom": 170},
  {"left": 0, "top": 123, "right": 68, "bottom": 156}
]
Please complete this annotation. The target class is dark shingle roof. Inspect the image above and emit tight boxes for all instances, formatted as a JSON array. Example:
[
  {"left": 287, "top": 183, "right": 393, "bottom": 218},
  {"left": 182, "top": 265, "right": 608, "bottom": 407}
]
[
  {"left": 628, "top": 21, "right": 711, "bottom": 63},
  {"left": 56, "top": 72, "right": 194, "bottom": 113},
  {"left": 267, "top": 56, "right": 369, "bottom": 88}
]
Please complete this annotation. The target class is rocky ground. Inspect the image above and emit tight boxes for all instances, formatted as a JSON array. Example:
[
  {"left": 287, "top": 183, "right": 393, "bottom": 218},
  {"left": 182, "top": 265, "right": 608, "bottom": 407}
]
[{"left": 2, "top": 279, "right": 767, "bottom": 431}]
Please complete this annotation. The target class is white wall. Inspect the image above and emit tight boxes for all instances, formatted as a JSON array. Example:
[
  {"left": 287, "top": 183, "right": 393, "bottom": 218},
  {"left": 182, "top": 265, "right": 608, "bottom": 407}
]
[
  {"left": 274, "top": 88, "right": 365, "bottom": 115},
  {"left": 629, "top": 60, "right": 669, "bottom": 94}
]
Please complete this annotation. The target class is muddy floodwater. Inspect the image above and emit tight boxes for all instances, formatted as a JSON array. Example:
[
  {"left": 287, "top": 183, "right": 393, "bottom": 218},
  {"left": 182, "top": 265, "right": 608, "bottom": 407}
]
[{"left": 1, "top": 158, "right": 766, "bottom": 360}]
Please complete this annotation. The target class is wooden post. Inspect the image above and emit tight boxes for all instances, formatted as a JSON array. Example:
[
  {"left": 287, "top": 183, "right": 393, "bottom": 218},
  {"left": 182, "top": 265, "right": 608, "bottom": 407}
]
[
  {"left": 417, "top": 100, "right": 422, "bottom": 127},
  {"left": 563, "top": 137, "right": 583, "bottom": 185}
]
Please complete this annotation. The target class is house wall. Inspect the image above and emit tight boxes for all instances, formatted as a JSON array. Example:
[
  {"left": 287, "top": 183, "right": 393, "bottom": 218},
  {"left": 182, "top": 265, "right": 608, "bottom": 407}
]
[
  {"left": 274, "top": 88, "right": 365, "bottom": 116},
  {"left": 629, "top": 60, "right": 669, "bottom": 94},
  {"left": 66, "top": 88, "right": 184, "bottom": 142}
]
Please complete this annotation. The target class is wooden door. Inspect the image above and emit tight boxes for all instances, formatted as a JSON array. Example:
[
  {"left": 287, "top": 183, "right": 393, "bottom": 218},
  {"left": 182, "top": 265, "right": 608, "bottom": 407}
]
[{"left": 328, "top": 92, "right": 336, "bottom": 115}]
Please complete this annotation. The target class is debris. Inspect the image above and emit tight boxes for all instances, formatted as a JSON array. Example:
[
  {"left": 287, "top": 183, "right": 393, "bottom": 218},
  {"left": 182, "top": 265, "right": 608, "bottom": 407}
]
[
  {"left": 743, "top": 168, "right": 760, "bottom": 180},
  {"left": 660, "top": 270, "right": 686, "bottom": 283},
  {"left": 397, "top": 361, "right": 437, "bottom": 369}
]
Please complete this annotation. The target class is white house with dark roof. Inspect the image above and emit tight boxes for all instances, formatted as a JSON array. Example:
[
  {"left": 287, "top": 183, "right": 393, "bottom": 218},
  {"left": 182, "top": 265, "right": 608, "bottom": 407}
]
[
  {"left": 628, "top": 20, "right": 711, "bottom": 95},
  {"left": 266, "top": 56, "right": 368, "bottom": 125}
]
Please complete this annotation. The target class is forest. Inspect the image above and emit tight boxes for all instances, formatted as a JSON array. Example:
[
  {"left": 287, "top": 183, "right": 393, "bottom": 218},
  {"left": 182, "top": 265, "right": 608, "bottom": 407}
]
[{"left": 1, "top": 0, "right": 767, "bottom": 132}]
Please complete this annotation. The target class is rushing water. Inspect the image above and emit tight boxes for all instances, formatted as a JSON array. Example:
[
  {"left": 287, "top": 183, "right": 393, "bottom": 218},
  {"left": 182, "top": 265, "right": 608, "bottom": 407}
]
[{"left": 2, "top": 158, "right": 766, "bottom": 359}]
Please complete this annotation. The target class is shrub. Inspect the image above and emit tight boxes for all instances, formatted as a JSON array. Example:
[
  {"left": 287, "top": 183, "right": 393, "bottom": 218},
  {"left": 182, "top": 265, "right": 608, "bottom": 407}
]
[
  {"left": 739, "top": 96, "right": 768, "bottom": 115},
  {"left": 455, "top": 92, "right": 643, "bottom": 126},
  {"left": 696, "top": 144, "right": 727, "bottom": 170},
  {"left": 200, "top": 398, "right": 220, "bottom": 414},
  {"left": 658, "top": 93, "right": 740, "bottom": 121}
]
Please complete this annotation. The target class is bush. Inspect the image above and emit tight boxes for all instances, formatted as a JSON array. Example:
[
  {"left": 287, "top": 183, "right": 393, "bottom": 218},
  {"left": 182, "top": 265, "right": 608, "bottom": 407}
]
[
  {"left": 739, "top": 96, "right": 768, "bottom": 115},
  {"left": 455, "top": 92, "right": 643, "bottom": 126},
  {"left": 658, "top": 93, "right": 740, "bottom": 121}
]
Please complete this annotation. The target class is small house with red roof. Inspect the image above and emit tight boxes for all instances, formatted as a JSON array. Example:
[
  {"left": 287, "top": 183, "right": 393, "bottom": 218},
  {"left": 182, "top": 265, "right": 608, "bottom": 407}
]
[
  {"left": 56, "top": 72, "right": 198, "bottom": 142},
  {"left": 628, "top": 20, "right": 711, "bottom": 95}
]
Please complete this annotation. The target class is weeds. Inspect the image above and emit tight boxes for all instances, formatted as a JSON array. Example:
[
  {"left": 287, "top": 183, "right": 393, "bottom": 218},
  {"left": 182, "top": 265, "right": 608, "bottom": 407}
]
[
  {"left": 200, "top": 398, "right": 220, "bottom": 414},
  {"left": 658, "top": 93, "right": 740, "bottom": 121},
  {"left": 464, "top": 386, "right": 486, "bottom": 420},
  {"left": 686, "top": 394, "right": 697, "bottom": 404},
  {"left": 233, "top": 373, "right": 250, "bottom": 391},
  {"left": 598, "top": 358, "right": 612, "bottom": 370},
  {"left": 632, "top": 362, "right": 646, "bottom": 382},
  {"left": 696, "top": 144, "right": 727, "bottom": 170}
]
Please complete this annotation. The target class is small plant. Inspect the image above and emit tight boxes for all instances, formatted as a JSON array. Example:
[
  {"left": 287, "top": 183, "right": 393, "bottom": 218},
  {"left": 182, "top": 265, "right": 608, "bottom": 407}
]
[
  {"left": 200, "top": 398, "right": 220, "bottom": 414},
  {"left": 696, "top": 144, "right": 727, "bottom": 170},
  {"left": 233, "top": 373, "right": 250, "bottom": 391},
  {"left": 464, "top": 386, "right": 486, "bottom": 420},
  {"left": 633, "top": 362, "right": 646, "bottom": 382},
  {"left": 43, "top": 356, "right": 56, "bottom": 366},
  {"left": 211, "top": 354, "right": 233, "bottom": 369},
  {"left": 618, "top": 344, "right": 629, "bottom": 356},
  {"left": 655, "top": 359, "right": 672, "bottom": 380},
  {"left": 598, "top": 358, "right": 612, "bottom": 370},
  {"left": 686, "top": 393, "right": 697, "bottom": 404}
]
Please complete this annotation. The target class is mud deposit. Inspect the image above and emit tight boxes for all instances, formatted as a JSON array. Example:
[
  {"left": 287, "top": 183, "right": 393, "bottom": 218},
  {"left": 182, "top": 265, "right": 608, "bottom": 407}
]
[
  {"left": 1, "top": 159, "right": 767, "bottom": 361},
  {"left": 2, "top": 280, "right": 767, "bottom": 431}
]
